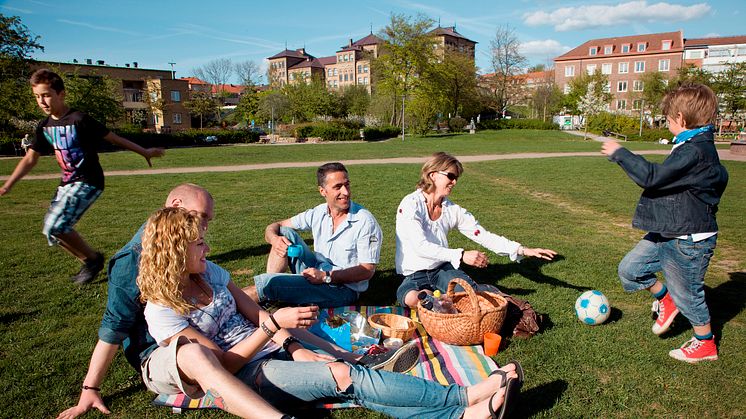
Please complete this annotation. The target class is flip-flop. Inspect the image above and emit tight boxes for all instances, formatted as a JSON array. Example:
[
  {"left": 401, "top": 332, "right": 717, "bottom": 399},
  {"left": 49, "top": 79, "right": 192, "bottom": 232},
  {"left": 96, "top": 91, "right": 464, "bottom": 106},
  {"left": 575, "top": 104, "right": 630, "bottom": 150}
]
[
  {"left": 505, "top": 360, "right": 525, "bottom": 385},
  {"left": 488, "top": 369, "right": 510, "bottom": 389},
  {"left": 489, "top": 377, "right": 519, "bottom": 419}
]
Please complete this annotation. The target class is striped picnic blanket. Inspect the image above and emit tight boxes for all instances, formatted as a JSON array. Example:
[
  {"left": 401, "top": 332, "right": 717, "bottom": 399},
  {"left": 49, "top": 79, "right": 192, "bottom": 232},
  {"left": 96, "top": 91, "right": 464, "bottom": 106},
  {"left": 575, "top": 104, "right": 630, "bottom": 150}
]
[{"left": 153, "top": 305, "right": 497, "bottom": 412}]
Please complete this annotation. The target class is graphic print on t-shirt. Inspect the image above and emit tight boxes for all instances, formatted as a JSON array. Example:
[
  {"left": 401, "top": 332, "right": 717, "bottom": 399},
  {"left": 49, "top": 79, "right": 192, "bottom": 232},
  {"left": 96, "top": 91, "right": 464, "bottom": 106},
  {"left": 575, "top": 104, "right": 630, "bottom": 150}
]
[{"left": 43, "top": 124, "right": 85, "bottom": 183}]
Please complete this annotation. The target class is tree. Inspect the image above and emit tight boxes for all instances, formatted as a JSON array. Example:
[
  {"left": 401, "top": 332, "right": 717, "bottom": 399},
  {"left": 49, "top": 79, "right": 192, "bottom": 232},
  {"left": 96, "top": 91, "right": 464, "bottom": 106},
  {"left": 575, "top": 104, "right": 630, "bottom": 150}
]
[
  {"left": 424, "top": 51, "right": 479, "bottom": 119},
  {"left": 257, "top": 90, "right": 290, "bottom": 129},
  {"left": 487, "top": 25, "right": 527, "bottom": 118},
  {"left": 577, "top": 81, "right": 609, "bottom": 140},
  {"left": 283, "top": 76, "right": 337, "bottom": 122},
  {"left": 193, "top": 58, "right": 233, "bottom": 122},
  {"left": 338, "top": 85, "right": 370, "bottom": 117},
  {"left": 713, "top": 62, "right": 746, "bottom": 119},
  {"left": 234, "top": 87, "right": 260, "bottom": 126},
  {"left": 531, "top": 82, "right": 563, "bottom": 122},
  {"left": 634, "top": 71, "right": 670, "bottom": 123},
  {"left": 0, "top": 14, "right": 44, "bottom": 137},
  {"left": 235, "top": 60, "right": 261, "bottom": 87},
  {"left": 185, "top": 91, "right": 218, "bottom": 129},
  {"left": 563, "top": 70, "right": 611, "bottom": 115},
  {"left": 60, "top": 69, "right": 124, "bottom": 126},
  {"left": 374, "top": 13, "right": 435, "bottom": 134}
]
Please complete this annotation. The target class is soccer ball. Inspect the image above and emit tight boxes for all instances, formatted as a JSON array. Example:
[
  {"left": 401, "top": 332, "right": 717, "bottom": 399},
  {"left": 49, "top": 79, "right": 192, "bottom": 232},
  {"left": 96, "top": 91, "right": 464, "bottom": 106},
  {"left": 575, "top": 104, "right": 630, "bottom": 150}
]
[{"left": 575, "top": 290, "right": 610, "bottom": 325}]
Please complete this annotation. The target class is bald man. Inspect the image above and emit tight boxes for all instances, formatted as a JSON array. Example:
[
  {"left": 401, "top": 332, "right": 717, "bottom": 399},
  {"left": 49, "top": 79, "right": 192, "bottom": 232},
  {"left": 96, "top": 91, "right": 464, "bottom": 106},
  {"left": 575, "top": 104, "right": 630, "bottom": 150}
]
[{"left": 58, "top": 184, "right": 286, "bottom": 419}]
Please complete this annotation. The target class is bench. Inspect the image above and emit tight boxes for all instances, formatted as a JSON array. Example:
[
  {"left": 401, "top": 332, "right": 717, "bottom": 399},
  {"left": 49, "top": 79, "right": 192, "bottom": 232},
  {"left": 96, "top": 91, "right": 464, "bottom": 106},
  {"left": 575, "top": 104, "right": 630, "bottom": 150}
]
[{"left": 602, "top": 130, "right": 627, "bottom": 141}]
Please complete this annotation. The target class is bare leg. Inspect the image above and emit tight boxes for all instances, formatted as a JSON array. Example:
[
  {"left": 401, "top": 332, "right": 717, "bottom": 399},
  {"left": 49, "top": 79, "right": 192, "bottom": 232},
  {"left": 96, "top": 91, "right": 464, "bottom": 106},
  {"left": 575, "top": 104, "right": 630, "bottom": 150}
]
[
  {"left": 55, "top": 230, "right": 97, "bottom": 262},
  {"left": 243, "top": 285, "right": 260, "bottom": 302},
  {"left": 266, "top": 245, "right": 289, "bottom": 273},
  {"left": 462, "top": 386, "right": 506, "bottom": 419},
  {"left": 648, "top": 280, "right": 664, "bottom": 296},
  {"left": 693, "top": 324, "right": 712, "bottom": 336},
  {"left": 403, "top": 290, "right": 423, "bottom": 308},
  {"left": 176, "top": 343, "right": 284, "bottom": 419}
]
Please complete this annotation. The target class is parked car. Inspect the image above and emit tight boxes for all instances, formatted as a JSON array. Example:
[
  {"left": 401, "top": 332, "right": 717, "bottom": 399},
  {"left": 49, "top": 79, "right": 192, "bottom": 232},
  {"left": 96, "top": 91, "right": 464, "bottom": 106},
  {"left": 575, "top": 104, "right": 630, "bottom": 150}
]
[{"left": 202, "top": 135, "right": 218, "bottom": 144}]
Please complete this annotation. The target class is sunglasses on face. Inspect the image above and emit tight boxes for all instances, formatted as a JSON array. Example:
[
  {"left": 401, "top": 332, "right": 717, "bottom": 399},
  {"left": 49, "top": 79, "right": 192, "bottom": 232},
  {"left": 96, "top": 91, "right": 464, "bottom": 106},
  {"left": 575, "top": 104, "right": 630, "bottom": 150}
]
[{"left": 437, "top": 171, "right": 458, "bottom": 181}]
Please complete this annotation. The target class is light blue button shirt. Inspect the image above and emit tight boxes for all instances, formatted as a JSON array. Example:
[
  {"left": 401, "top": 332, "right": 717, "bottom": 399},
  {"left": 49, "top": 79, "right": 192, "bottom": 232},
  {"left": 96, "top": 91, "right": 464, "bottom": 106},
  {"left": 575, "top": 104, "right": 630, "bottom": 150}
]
[{"left": 291, "top": 201, "right": 382, "bottom": 292}]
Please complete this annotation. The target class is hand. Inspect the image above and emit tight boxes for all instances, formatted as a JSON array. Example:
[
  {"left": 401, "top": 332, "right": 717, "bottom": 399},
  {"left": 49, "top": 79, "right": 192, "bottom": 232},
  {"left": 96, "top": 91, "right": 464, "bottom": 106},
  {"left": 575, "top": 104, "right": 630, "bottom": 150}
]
[
  {"left": 601, "top": 141, "right": 621, "bottom": 156},
  {"left": 56, "top": 390, "right": 110, "bottom": 419},
  {"left": 0, "top": 186, "right": 9, "bottom": 196},
  {"left": 271, "top": 235, "right": 292, "bottom": 258},
  {"left": 522, "top": 247, "right": 558, "bottom": 260},
  {"left": 143, "top": 148, "right": 165, "bottom": 167},
  {"left": 301, "top": 267, "right": 324, "bottom": 284},
  {"left": 291, "top": 347, "right": 335, "bottom": 362},
  {"left": 462, "top": 250, "right": 489, "bottom": 268},
  {"left": 272, "top": 306, "right": 319, "bottom": 329}
]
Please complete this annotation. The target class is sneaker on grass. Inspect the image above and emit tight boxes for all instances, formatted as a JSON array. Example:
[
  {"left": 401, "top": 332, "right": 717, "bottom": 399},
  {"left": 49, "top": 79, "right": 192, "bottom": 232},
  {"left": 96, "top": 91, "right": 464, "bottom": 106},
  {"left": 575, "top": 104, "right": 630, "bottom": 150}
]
[
  {"left": 669, "top": 337, "right": 718, "bottom": 363},
  {"left": 651, "top": 292, "right": 679, "bottom": 335},
  {"left": 70, "top": 252, "right": 105, "bottom": 285},
  {"left": 358, "top": 340, "right": 420, "bottom": 373}
]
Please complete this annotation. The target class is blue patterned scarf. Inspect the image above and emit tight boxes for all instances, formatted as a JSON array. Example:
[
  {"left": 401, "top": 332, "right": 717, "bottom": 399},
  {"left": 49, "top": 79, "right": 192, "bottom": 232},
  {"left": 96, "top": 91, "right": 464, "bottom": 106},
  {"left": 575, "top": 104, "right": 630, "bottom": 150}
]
[{"left": 673, "top": 124, "right": 714, "bottom": 144}]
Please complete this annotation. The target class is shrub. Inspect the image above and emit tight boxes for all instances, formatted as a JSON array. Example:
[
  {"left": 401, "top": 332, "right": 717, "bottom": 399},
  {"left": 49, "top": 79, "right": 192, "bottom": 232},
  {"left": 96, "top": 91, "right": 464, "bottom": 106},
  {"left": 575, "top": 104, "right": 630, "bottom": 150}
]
[
  {"left": 363, "top": 125, "right": 401, "bottom": 141},
  {"left": 477, "top": 119, "right": 558, "bottom": 130},
  {"left": 448, "top": 117, "right": 467, "bottom": 132}
]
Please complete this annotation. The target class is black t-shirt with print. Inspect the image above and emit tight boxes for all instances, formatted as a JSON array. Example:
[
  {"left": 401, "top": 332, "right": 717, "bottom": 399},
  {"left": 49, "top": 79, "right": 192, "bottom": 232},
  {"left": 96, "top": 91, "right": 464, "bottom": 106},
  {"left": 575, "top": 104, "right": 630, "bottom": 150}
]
[{"left": 31, "top": 109, "right": 110, "bottom": 190}]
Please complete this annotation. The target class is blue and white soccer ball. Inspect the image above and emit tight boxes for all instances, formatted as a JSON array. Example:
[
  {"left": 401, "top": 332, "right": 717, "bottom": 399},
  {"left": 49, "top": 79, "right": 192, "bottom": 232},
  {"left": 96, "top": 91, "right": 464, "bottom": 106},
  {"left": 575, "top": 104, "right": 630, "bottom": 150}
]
[{"left": 575, "top": 290, "right": 610, "bottom": 325}]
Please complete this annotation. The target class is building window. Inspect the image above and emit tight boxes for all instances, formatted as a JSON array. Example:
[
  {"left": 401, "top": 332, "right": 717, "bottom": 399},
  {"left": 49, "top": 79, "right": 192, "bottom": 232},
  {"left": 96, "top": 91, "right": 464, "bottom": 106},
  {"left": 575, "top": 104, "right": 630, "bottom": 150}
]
[
  {"left": 617, "top": 99, "right": 627, "bottom": 110},
  {"left": 633, "top": 99, "right": 643, "bottom": 110},
  {"left": 737, "top": 47, "right": 746, "bottom": 56},
  {"left": 363, "top": 77, "right": 368, "bottom": 85},
  {"left": 709, "top": 48, "right": 730, "bottom": 57},
  {"left": 589, "top": 47, "right": 597, "bottom": 56},
  {"left": 344, "top": 74, "right": 348, "bottom": 82},
  {"left": 602, "top": 63, "right": 612, "bottom": 74},
  {"left": 357, "top": 65, "right": 362, "bottom": 73},
  {"left": 633, "top": 80, "right": 644, "bottom": 91},
  {"left": 687, "top": 50, "right": 705, "bottom": 59},
  {"left": 617, "top": 81, "right": 628, "bottom": 92},
  {"left": 563, "top": 84, "right": 570, "bottom": 94},
  {"left": 328, "top": 69, "right": 333, "bottom": 77},
  {"left": 604, "top": 45, "right": 613, "bottom": 54},
  {"left": 634, "top": 61, "right": 645, "bottom": 72},
  {"left": 586, "top": 64, "right": 596, "bottom": 75},
  {"left": 637, "top": 42, "right": 646, "bottom": 52},
  {"left": 173, "top": 113, "right": 182, "bottom": 124},
  {"left": 357, "top": 76, "right": 362, "bottom": 84},
  {"left": 622, "top": 44, "right": 630, "bottom": 53},
  {"left": 170, "top": 91, "right": 180, "bottom": 102},
  {"left": 618, "top": 62, "right": 629, "bottom": 74},
  {"left": 338, "top": 75, "right": 342, "bottom": 82},
  {"left": 662, "top": 40, "right": 672, "bottom": 50},
  {"left": 565, "top": 65, "right": 575, "bottom": 77},
  {"left": 364, "top": 65, "right": 369, "bottom": 73},
  {"left": 333, "top": 68, "right": 338, "bottom": 76},
  {"left": 602, "top": 82, "right": 611, "bottom": 93},
  {"left": 658, "top": 59, "right": 670, "bottom": 72}
]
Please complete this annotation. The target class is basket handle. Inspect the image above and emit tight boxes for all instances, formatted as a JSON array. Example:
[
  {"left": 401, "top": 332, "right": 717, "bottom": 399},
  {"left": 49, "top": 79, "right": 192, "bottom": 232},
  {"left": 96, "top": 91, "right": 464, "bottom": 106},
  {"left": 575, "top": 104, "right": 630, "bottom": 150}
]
[{"left": 446, "top": 277, "right": 482, "bottom": 317}]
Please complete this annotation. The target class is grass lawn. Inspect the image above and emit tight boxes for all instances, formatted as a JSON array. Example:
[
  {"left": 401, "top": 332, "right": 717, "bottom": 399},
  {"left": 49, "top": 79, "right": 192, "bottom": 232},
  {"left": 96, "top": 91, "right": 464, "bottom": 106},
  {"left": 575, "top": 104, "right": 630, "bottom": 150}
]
[{"left": 0, "top": 131, "right": 743, "bottom": 418}]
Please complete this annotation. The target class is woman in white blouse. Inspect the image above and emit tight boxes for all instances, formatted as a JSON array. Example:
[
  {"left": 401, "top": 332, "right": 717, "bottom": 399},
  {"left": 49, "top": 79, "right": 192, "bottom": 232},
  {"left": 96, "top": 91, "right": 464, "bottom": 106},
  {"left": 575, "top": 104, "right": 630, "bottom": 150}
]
[{"left": 395, "top": 152, "right": 557, "bottom": 308}]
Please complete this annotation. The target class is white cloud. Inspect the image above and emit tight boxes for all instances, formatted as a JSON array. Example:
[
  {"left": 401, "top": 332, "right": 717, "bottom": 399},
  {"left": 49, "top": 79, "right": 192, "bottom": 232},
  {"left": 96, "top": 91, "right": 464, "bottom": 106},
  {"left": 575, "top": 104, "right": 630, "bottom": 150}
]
[
  {"left": 520, "top": 39, "right": 572, "bottom": 58},
  {"left": 702, "top": 32, "right": 720, "bottom": 38},
  {"left": 523, "top": 1, "right": 711, "bottom": 31}
]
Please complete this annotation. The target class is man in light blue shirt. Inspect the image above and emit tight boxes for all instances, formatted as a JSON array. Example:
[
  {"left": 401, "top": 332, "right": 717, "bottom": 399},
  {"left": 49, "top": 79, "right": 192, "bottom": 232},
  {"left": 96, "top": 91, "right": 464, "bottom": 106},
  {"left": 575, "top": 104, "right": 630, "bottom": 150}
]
[{"left": 247, "top": 162, "right": 382, "bottom": 307}]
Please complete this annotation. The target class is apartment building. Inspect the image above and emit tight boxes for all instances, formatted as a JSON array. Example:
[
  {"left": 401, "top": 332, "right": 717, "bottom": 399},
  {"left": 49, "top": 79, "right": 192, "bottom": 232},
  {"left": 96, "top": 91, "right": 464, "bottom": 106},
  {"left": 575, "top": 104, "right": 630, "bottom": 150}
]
[
  {"left": 267, "top": 26, "right": 475, "bottom": 91},
  {"left": 478, "top": 69, "right": 554, "bottom": 108},
  {"left": 684, "top": 35, "right": 746, "bottom": 73},
  {"left": 554, "top": 31, "right": 684, "bottom": 113},
  {"left": 32, "top": 60, "right": 190, "bottom": 132}
]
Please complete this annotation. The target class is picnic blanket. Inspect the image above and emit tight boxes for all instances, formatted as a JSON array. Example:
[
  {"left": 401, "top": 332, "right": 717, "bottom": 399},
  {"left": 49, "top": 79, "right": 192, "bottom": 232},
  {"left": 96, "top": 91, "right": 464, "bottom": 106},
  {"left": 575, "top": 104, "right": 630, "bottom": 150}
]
[{"left": 153, "top": 305, "right": 498, "bottom": 412}]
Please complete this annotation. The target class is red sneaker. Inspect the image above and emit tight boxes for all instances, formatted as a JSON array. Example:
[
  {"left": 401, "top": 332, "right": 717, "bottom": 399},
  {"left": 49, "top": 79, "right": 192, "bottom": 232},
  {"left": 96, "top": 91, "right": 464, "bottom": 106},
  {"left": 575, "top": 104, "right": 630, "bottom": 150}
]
[
  {"left": 651, "top": 292, "right": 679, "bottom": 335},
  {"left": 669, "top": 337, "right": 718, "bottom": 363}
]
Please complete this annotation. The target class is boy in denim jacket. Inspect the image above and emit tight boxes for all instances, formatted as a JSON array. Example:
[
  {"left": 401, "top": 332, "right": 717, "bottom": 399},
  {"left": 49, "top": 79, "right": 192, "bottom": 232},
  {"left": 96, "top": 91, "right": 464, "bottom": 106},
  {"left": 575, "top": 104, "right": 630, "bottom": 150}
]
[{"left": 601, "top": 83, "right": 728, "bottom": 363}]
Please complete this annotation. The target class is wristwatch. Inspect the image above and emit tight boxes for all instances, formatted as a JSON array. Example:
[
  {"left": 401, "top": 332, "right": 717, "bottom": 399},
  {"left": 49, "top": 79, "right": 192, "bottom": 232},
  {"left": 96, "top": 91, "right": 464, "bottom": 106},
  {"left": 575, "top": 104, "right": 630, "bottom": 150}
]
[{"left": 323, "top": 271, "right": 332, "bottom": 284}]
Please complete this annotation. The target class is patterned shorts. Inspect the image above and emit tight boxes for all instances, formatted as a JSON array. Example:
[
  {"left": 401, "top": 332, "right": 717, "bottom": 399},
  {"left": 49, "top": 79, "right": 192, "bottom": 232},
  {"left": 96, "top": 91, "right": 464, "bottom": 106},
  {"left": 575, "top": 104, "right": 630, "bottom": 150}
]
[{"left": 42, "top": 182, "right": 102, "bottom": 245}]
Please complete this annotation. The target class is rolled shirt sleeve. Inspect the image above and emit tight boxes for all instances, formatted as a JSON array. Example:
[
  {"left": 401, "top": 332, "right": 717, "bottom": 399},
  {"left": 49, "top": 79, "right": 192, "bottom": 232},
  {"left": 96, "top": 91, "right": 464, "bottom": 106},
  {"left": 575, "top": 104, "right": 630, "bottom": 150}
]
[
  {"left": 453, "top": 206, "right": 523, "bottom": 262},
  {"left": 355, "top": 217, "right": 382, "bottom": 264}
]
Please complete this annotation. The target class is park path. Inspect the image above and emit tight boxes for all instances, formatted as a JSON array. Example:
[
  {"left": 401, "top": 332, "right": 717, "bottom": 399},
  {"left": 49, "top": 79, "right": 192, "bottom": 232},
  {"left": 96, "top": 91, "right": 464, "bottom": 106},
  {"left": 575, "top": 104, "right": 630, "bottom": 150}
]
[{"left": 4, "top": 140, "right": 745, "bottom": 181}]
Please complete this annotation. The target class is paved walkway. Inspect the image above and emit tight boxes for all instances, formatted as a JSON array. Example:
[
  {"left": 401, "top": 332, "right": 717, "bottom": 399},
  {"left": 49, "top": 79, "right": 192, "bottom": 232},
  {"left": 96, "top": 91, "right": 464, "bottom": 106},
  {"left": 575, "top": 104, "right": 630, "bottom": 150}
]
[{"left": 3, "top": 147, "right": 745, "bottom": 181}]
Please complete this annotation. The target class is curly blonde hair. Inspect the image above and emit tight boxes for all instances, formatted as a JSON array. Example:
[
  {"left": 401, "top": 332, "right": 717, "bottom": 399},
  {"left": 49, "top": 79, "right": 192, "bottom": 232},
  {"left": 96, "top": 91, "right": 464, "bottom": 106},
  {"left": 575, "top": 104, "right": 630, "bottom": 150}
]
[
  {"left": 416, "top": 152, "right": 464, "bottom": 193},
  {"left": 137, "top": 207, "right": 202, "bottom": 315}
]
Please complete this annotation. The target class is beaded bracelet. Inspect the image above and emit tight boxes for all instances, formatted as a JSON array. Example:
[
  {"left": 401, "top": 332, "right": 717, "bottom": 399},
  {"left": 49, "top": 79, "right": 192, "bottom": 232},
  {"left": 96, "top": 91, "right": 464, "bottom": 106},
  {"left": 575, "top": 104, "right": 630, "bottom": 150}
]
[
  {"left": 282, "top": 336, "right": 301, "bottom": 352},
  {"left": 260, "top": 322, "right": 276, "bottom": 338}
]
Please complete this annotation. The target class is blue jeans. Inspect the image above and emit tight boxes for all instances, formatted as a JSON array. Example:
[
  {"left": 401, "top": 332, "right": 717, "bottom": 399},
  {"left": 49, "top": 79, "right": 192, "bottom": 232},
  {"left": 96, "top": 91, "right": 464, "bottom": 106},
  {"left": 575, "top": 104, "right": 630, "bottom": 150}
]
[
  {"left": 396, "top": 263, "right": 479, "bottom": 306},
  {"left": 254, "top": 227, "right": 358, "bottom": 308},
  {"left": 236, "top": 355, "right": 469, "bottom": 419},
  {"left": 618, "top": 233, "right": 716, "bottom": 326}
]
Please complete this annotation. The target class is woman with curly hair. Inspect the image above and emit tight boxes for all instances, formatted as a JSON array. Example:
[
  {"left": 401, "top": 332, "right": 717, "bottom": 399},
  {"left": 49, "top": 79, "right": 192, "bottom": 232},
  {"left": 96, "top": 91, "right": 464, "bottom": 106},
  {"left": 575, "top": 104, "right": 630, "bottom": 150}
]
[{"left": 137, "top": 207, "right": 522, "bottom": 419}]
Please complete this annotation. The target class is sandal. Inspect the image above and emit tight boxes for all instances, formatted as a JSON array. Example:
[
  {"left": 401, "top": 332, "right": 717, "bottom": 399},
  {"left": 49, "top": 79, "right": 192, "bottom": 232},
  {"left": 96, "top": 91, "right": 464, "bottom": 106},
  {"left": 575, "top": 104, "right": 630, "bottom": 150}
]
[
  {"left": 488, "top": 377, "right": 519, "bottom": 419},
  {"left": 488, "top": 369, "right": 510, "bottom": 389},
  {"left": 504, "top": 360, "right": 525, "bottom": 385}
]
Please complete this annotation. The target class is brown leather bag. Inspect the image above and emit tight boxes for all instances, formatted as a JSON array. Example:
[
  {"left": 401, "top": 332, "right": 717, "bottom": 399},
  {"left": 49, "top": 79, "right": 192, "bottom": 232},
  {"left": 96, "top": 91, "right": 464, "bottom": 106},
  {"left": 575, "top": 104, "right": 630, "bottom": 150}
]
[{"left": 477, "top": 284, "right": 542, "bottom": 338}]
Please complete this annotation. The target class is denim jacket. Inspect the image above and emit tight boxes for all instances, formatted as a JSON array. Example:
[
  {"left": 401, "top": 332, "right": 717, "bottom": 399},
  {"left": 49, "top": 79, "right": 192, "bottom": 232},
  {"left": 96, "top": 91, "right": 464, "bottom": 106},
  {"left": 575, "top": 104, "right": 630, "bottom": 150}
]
[
  {"left": 610, "top": 131, "right": 728, "bottom": 236},
  {"left": 98, "top": 224, "right": 157, "bottom": 371}
]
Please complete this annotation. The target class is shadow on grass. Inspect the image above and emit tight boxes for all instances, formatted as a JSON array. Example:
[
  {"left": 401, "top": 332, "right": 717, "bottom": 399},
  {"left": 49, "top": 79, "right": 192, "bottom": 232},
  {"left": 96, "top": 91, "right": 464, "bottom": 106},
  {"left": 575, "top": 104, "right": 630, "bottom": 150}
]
[
  {"left": 0, "top": 309, "right": 39, "bottom": 324},
  {"left": 210, "top": 240, "right": 317, "bottom": 265},
  {"left": 519, "top": 379, "right": 568, "bottom": 417},
  {"left": 465, "top": 255, "right": 587, "bottom": 296}
]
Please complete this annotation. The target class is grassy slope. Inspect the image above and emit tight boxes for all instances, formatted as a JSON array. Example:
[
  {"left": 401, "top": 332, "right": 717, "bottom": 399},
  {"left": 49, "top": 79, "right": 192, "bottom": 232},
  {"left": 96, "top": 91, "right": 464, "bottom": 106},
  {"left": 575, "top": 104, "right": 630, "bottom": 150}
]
[{"left": 0, "top": 132, "right": 743, "bottom": 418}]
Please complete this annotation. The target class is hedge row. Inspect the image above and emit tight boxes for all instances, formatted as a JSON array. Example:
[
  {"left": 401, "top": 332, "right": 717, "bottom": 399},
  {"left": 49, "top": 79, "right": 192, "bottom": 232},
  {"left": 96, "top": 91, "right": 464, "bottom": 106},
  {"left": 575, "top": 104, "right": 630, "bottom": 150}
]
[
  {"left": 293, "top": 122, "right": 400, "bottom": 142},
  {"left": 478, "top": 119, "right": 558, "bottom": 131}
]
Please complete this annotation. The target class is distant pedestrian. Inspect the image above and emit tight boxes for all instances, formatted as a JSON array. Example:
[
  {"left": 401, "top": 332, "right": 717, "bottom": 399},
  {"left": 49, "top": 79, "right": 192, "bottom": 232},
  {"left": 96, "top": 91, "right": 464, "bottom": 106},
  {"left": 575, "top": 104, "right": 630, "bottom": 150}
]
[
  {"left": 0, "top": 69, "right": 165, "bottom": 284},
  {"left": 20, "top": 134, "right": 31, "bottom": 154}
]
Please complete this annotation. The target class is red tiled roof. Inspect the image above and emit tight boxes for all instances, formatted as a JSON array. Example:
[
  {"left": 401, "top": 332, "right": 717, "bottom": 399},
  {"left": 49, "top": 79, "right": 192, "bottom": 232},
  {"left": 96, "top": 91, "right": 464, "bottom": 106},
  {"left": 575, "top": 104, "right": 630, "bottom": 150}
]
[
  {"left": 685, "top": 35, "right": 746, "bottom": 48},
  {"left": 352, "top": 33, "right": 382, "bottom": 46},
  {"left": 212, "top": 84, "right": 244, "bottom": 94},
  {"left": 555, "top": 31, "right": 683, "bottom": 61},
  {"left": 318, "top": 56, "right": 337, "bottom": 66},
  {"left": 180, "top": 76, "right": 208, "bottom": 85},
  {"left": 428, "top": 26, "right": 477, "bottom": 44}
]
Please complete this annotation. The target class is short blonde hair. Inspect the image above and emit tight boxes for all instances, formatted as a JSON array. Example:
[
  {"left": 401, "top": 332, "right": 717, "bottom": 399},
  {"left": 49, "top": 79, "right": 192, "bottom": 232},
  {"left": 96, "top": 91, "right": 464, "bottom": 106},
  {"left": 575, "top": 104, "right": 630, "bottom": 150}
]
[
  {"left": 661, "top": 83, "right": 718, "bottom": 128},
  {"left": 417, "top": 152, "right": 464, "bottom": 193},
  {"left": 137, "top": 207, "right": 202, "bottom": 315}
]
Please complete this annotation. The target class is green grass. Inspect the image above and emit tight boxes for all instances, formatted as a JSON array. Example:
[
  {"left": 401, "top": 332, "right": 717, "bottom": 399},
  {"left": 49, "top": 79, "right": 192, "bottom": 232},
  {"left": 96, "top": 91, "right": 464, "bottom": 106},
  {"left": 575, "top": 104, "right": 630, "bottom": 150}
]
[{"left": 1, "top": 132, "right": 744, "bottom": 418}]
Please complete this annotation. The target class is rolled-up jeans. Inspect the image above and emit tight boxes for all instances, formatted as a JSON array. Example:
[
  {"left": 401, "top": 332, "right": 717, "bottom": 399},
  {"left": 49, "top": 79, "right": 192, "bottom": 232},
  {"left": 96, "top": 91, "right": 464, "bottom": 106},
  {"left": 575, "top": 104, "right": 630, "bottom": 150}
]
[
  {"left": 396, "top": 263, "right": 480, "bottom": 307},
  {"left": 236, "top": 355, "right": 469, "bottom": 419},
  {"left": 254, "top": 226, "right": 358, "bottom": 307},
  {"left": 618, "top": 232, "right": 716, "bottom": 326}
]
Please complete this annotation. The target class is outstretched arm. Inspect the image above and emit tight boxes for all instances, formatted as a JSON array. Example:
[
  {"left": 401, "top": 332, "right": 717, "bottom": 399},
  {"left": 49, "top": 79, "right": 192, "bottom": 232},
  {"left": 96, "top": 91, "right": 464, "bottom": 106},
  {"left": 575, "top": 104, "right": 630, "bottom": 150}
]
[
  {"left": 1, "top": 149, "right": 40, "bottom": 195},
  {"left": 56, "top": 340, "right": 119, "bottom": 419},
  {"left": 103, "top": 132, "right": 164, "bottom": 167}
]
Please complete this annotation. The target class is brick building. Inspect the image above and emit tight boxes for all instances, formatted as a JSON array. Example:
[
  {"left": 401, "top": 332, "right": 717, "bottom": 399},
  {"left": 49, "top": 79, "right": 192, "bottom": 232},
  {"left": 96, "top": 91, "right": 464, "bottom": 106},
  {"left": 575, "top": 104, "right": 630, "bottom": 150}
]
[
  {"left": 683, "top": 35, "right": 746, "bottom": 73},
  {"left": 554, "top": 31, "right": 684, "bottom": 113},
  {"left": 32, "top": 60, "right": 190, "bottom": 132}
]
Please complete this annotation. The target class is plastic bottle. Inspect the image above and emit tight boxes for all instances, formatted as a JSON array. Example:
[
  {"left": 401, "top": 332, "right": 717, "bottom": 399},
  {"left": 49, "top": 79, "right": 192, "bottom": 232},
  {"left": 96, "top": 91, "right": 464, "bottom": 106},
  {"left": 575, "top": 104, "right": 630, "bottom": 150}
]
[
  {"left": 418, "top": 291, "right": 449, "bottom": 313},
  {"left": 433, "top": 290, "right": 458, "bottom": 314}
]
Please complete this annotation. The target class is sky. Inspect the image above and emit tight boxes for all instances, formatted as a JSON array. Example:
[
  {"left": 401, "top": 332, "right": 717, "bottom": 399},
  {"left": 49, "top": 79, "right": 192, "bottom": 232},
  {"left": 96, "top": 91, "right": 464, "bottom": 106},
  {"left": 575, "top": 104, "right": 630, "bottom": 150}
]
[{"left": 2, "top": 0, "right": 743, "bottom": 83}]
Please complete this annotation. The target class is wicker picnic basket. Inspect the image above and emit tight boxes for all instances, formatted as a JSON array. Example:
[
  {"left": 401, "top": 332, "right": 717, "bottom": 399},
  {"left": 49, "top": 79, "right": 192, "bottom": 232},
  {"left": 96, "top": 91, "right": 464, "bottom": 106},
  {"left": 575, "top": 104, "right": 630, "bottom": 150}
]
[
  {"left": 417, "top": 278, "right": 508, "bottom": 346},
  {"left": 368, "top": 313, "right": 417, "bottom": 341}
]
